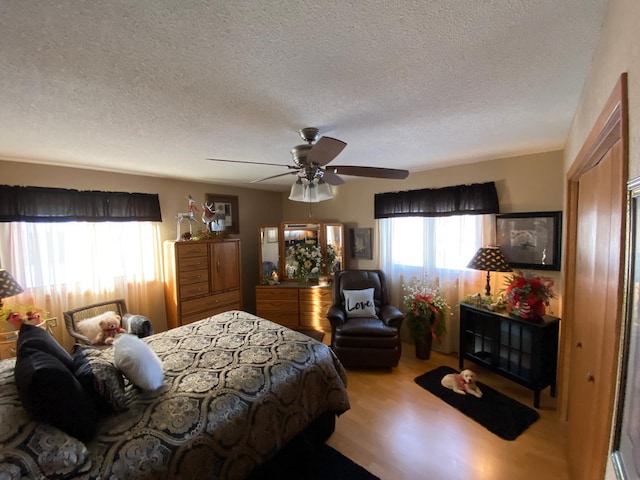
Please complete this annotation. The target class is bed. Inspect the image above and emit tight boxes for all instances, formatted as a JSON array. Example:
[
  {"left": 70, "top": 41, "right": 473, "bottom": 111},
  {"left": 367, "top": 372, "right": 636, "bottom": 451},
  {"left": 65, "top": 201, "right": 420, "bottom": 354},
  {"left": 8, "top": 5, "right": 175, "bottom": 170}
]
[{"left": 0, "top": 310, "right": 350, "bottom": 479}]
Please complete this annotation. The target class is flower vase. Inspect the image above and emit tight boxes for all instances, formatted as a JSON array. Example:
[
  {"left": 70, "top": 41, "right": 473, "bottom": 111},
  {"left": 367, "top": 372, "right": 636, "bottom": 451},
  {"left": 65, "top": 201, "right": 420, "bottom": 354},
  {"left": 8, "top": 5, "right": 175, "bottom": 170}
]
[
  {"left": 415, "top": 334, "right": 433, "bottom": 360},
  {"left": 514, "top": 301, "right": 545, "bottom": 320}
]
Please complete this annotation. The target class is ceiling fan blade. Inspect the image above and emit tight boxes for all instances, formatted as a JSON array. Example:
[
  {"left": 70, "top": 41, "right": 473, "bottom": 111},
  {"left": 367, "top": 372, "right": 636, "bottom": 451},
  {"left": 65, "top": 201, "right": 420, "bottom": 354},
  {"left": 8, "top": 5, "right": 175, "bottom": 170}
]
[
  {"left": 207, "top": 158, "right": 297, "bottom": 169},
  {"left": 322, "top": 169, "right": 345, "bottom": 186},
  {"left": 306, "top": 137, "right": 347, "bottom": 167},
  {"left": 327, "top": 165, "right": 409, "bottom": 180},
  {"left": 251, "top": 171, "right": 298, "bottom": 184}
]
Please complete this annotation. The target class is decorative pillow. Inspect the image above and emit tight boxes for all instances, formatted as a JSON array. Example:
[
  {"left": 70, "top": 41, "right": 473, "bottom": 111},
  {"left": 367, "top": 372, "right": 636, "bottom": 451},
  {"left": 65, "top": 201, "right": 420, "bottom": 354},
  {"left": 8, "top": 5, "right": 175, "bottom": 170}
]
[
  {"left": 113, "top": 334, "right": 164, "bottom": 391},
  {"left": 124, "top": 314, "right": 154, "bottom": 338},
  {"left": 73, "top": 345, "right": 128, "bottom": 413},
  {"left": 76, "top": 311, "right": 118, "bottom": 344},
  {"left": 14, "top": 347, "right": 99, "bottom": 442},
  {"left": 17, "top": 323, "right": 73, "bottom": 370},
  {"left": 0, "top": 359, "right": 91, "bottom": 478},
  {"left": 343, "top": 288, "right": 377, "bottom": 318}
]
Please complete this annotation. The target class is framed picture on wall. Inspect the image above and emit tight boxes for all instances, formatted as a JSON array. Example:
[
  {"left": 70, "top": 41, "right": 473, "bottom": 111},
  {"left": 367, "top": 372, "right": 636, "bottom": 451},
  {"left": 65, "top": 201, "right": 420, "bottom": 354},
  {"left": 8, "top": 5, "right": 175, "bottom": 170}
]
[
  {"left": 496, "top": 211, "right": 562, "bottom": 271},
  {"left": 350, "top": 228, "right": 373, "bottom": 259},
  {"left": 205, "top": 194, "right": 239, "bottom": 234}
]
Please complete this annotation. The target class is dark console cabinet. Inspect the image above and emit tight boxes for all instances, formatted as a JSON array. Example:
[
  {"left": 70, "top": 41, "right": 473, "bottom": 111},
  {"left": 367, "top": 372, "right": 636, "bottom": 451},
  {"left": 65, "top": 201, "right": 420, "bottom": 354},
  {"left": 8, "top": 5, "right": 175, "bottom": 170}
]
[{"left": 459, "top": 303, "right": 560, "bottom": 408}]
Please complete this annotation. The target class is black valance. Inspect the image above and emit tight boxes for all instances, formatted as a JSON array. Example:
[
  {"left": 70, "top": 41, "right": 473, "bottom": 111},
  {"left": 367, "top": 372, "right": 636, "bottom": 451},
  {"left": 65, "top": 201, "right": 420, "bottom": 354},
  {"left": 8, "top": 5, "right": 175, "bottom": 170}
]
[
  {"left": 374, "top": 181, "right": 499, "bottom": 218},
  {"left": 0, "top": 185, "right": 162, "bottom": 222}
]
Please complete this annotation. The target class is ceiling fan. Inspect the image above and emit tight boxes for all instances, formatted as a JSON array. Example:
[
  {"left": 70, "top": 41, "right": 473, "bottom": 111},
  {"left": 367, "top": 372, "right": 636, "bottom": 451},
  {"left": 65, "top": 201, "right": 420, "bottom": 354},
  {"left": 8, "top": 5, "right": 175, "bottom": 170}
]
[{"left": 206, "top": 127, "right": 409, "bottom": 202}]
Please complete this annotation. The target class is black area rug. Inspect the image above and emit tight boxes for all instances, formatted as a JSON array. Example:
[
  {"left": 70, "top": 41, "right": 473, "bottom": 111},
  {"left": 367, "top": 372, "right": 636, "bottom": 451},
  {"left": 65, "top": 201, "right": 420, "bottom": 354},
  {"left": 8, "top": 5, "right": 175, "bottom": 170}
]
[
  {"left": 414, "top": 366, "right": 540, "bottom": 441},
  {"left": 250, "top": 442, "right": 379, "bottom": 480}
]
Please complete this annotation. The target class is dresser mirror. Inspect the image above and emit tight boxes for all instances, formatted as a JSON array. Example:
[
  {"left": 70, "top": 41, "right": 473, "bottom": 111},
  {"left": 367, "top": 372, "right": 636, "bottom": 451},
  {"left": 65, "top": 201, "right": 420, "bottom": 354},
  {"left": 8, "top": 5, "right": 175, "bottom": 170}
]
[
  {"left": 259, "top": 225, "right": 280, "bottom": 281},
  {"left": 257, "top": 222, "right": 344, "bottom": 282},
  {"left": 325, "top": 223, "right": 344, "bottom": 274},
  {"left": 282, "top": 222, "right": 321, "bottom": 281}
]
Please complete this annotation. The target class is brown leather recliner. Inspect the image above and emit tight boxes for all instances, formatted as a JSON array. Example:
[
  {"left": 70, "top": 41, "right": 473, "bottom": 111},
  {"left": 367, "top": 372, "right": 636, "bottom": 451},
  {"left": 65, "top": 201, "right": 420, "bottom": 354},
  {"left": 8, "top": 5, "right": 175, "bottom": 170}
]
[{"left": 326, "top": 270, "right": 404, "bottom": 368}]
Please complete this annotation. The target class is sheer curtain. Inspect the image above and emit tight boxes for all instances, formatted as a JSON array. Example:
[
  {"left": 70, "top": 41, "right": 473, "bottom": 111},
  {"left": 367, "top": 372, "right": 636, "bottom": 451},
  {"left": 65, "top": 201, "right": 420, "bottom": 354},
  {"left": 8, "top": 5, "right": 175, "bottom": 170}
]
[
  {"left": 0, "top": 222, "right": 164, "bottom": 350},
  {"left": 379, "top": 214, "right": 494, "bottom": 353}
]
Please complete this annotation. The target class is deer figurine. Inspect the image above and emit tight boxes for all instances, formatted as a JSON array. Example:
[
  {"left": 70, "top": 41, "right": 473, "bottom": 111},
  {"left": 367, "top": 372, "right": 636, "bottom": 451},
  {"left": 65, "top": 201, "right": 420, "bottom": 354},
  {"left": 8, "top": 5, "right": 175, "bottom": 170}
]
[{"left": 175, "top": 194, "right": 200, "bottom": 240}]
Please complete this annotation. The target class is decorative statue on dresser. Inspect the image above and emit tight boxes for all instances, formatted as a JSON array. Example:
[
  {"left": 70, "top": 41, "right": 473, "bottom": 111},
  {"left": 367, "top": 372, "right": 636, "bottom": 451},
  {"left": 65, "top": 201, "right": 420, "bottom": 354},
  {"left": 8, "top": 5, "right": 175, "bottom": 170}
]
[{"left": 175, "top": 194, "right": 200, "bottom": 240}]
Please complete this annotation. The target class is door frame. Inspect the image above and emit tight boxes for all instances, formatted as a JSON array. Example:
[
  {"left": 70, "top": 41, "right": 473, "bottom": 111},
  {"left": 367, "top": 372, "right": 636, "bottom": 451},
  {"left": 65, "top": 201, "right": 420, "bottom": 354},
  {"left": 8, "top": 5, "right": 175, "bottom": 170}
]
[{"left": 560, "top": 73, "right": 628, "bottom": 474}]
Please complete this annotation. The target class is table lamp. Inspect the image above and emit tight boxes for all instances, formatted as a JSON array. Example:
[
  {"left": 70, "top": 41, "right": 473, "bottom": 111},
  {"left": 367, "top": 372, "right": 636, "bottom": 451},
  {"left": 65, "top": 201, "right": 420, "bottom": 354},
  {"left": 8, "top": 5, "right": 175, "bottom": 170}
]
[
  {"left": 466, "top": 246, "right": 512, "bottom": 297},
  {"left": 0, "top": 269, "right": 24, "bottom": 308}
]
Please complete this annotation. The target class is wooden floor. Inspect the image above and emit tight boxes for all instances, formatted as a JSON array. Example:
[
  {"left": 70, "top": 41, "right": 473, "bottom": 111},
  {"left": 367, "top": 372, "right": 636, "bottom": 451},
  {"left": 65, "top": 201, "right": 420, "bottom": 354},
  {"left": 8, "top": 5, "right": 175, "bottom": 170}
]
[{"left": 325, "top": 343, "right": 569, "bottom": 480}]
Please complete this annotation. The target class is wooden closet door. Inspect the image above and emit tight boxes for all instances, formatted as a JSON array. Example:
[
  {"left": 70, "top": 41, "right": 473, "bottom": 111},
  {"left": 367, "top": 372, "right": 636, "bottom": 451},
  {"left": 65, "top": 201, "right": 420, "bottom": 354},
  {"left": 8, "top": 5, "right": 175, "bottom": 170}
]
[
  {"left": 568, "top": 143, "right": 624, "bottom": 479},
  {"left": 564, "top": 73, "right": 628, "bottom": 480}
]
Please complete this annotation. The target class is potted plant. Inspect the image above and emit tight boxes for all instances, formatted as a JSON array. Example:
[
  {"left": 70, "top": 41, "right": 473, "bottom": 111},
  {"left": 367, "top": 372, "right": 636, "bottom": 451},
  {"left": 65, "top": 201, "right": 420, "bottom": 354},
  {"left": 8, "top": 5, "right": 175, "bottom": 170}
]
[
  {"left": 403, "top": 278, "right": 450, "bottom": 359},
  {"left": 503, "top": 270, "right": 556, "bottom": 319}
]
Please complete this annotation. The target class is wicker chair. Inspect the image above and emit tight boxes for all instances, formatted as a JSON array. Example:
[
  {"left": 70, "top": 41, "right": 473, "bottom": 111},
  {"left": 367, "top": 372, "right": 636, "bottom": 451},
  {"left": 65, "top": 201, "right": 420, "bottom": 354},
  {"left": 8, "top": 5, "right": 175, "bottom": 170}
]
[{"left": 63, "top": 299, "right": 153, "bottom": 346}]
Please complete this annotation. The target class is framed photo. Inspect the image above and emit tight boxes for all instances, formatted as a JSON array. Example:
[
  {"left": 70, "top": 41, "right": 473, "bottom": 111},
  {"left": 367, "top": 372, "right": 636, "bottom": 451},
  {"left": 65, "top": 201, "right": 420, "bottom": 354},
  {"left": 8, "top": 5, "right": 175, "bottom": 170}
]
[
  {"left": 205, "top": 194, "right": 239, "bottom": 234},
  {"left": 350, "top": 228, "right": 372, "bottom": 259},
  {"left": 496, "top": 211, "right": 562, "bottom": 271},
  {"left": 611, "top": 179, "right": 640, "bottom": 480}
]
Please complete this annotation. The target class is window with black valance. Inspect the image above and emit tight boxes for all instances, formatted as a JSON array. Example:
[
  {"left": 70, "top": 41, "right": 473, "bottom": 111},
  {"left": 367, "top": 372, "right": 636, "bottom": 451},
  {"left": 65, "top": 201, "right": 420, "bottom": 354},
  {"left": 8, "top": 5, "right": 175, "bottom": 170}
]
[
  {"left": 0, "top": 185, "right": 162, "bottom": 222},
  {"left": 374, "top": 181, "right": 499, "bottom": 218}
]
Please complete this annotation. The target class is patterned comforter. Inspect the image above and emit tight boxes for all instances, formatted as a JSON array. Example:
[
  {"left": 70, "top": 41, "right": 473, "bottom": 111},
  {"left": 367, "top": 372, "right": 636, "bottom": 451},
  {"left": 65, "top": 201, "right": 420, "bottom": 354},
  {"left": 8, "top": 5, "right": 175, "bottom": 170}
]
[{"left": 0, "top": 310, "right": 350, "bottom": 479}]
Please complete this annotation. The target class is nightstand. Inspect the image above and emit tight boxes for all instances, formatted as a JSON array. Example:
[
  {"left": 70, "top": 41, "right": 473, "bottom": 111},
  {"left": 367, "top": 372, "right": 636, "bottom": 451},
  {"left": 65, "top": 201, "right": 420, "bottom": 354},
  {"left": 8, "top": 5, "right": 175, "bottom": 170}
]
[{"left": 0, "top": 317, "right": 58, "bottom": 359}]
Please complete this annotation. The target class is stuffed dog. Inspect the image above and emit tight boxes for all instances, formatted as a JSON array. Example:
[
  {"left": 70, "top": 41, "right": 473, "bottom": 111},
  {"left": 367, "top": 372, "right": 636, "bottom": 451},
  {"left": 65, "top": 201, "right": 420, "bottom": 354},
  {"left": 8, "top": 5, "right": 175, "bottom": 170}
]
[{"left": 441, "top": 369, "right": 483, "bottom": 397}]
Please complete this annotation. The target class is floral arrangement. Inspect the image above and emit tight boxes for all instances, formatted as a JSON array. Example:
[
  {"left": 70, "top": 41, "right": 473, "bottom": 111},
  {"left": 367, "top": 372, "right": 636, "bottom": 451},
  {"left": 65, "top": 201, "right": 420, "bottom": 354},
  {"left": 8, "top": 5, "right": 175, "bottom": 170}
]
[
  {"left": 503, "top": 271, "right": 556, "bottom": 319},
  {"left": 1, "top": 304, "right": 44, "bottom": 331},
  {"left": 287, "top": 240, "right": 322, "bottom": 281},
  {"left": 403, "top": 278, "right": 450, "bottom": 344}
]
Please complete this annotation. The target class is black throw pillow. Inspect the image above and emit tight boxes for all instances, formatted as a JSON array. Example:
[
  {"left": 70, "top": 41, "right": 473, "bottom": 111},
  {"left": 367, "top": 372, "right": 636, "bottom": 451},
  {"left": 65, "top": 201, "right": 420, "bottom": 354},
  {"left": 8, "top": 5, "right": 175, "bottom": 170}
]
[
  {"left": 14, "top": 347, "right": 99, "bottom": 442},
  {"left": 73, "top": 345, "right": 128, "bottom": 413},
  {"left": 17, "top": 323, "right": 74, "bottom": 370}
]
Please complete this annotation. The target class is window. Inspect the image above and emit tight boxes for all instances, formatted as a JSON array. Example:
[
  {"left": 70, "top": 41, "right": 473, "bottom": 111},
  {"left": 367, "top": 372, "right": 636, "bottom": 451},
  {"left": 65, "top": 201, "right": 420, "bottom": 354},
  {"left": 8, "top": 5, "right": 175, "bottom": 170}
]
[
  {"left": 0, "top": 222, "right": 162, "bottom": 291},
  {"left": 388, "top": 215, "right": 483, "bottom": 270}
]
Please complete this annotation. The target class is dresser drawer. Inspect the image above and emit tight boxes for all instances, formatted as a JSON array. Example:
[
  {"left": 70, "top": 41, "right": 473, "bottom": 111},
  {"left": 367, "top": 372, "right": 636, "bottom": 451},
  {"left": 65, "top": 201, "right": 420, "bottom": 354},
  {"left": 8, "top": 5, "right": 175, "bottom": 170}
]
[
  {"left": 180, "top": 281, "right": 210, "bottom": 299},
  {"left": 181, "top": 290, "right": 241, "bottom": 318},
  {"left": 179, "top": 255, "right": 209, "bottom": 270},
  {"left": 256, "top": 287, "right": 299, "bottom": 303},
  {"left": 258, "top": 310, "right": 300, "bottom": 328},
  {"left": 179, "top": 268, "right": 209, "bottom": 285},
  {"left": 299, "top": 314, "right": 331, "bottom": 331},
  {"left": 177, "top": 242, "right": 209, "bottom": 258}
]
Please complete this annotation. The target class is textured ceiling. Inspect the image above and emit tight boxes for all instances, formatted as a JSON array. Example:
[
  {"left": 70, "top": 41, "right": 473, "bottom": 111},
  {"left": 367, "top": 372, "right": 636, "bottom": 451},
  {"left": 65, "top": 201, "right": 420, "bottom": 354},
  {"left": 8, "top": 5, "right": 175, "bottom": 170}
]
[{"left": 0, "top": 0, "right": 608, "bottom": 191}]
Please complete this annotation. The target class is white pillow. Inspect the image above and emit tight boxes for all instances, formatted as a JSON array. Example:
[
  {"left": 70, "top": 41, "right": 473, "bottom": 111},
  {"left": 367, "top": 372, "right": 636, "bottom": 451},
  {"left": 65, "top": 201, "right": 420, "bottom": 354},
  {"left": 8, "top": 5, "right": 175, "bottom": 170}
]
[
  {"left": 343, "top": 288, "right": 377, "bottom": 318},
  {"left": 113, "top": 334, "right": 164, "bottom": 391},
  {"left": 76, "top": 311, "right": 118, "bottom": 343}
]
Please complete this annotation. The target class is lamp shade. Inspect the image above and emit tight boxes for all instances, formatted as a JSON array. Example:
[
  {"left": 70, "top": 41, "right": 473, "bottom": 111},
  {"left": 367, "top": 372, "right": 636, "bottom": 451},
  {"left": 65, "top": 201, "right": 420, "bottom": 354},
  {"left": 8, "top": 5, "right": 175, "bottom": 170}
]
[
  {"left": 288, "top": 179, "right": 305, "bottom": 201},
  {"left": 289, "top": 178, "right": 334, "bottom": 203},
  {"left": 467, "top": 247, "right": 512, "bottom": 272},
  {"left": 315, "top": 179, "right": 333, "bottom": 201},
  {"left": 0, "top": 269, "right": 24, "bottom": 300}
]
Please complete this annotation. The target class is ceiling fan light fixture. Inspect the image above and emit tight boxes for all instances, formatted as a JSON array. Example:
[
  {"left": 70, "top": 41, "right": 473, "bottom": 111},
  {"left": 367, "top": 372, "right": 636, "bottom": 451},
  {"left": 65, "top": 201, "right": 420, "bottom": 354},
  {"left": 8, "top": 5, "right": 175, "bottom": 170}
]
[
  {"left": 288, "top": 178, "right": 305, "bottom": 201},
  {"left": 315, "top": 178, "right": 333, "bottom": 201},
  {"left": 303, "top": 182, "right": 318, "bottom": 203}
]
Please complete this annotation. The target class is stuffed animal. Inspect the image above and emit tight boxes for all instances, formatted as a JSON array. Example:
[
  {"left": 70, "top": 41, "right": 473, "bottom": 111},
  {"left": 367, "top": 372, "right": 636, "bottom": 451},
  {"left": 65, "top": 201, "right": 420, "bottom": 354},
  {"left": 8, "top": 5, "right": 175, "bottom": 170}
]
[
  {"left": 441, "top": 369, "right": 483, "bottom": 398},
  {"left": 95, "top": 314, "right": 126, "bottom": 345}
]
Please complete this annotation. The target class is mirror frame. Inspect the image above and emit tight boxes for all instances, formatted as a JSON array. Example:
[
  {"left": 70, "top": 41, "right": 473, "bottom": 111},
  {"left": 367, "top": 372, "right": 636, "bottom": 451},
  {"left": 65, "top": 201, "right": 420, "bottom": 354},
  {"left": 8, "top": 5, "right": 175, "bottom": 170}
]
[{"left": 257, "top": 221, "right": 345, "bottom": 283}]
